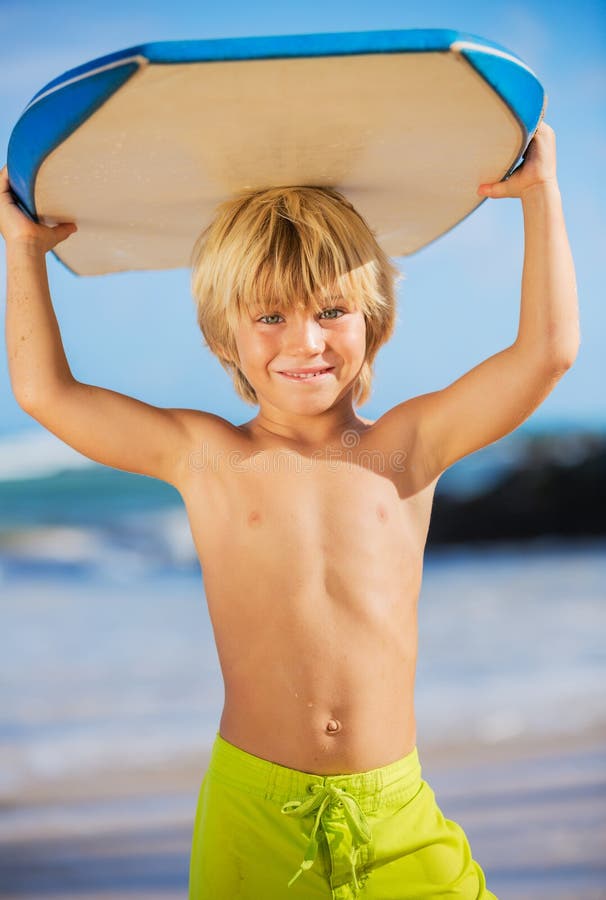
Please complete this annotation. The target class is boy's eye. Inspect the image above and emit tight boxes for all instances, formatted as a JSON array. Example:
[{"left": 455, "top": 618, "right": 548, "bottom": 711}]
[
  {"left": 257, "top": 308, "right": 345, "bottom": 325},
  {"left": 258, "top": 314, "right": 283, "bottom": 325}
]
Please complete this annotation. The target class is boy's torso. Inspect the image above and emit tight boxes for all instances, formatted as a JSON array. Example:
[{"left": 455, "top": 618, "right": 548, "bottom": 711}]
[{"left": 176, "top": 412, "right": 440, "bottom": 775}]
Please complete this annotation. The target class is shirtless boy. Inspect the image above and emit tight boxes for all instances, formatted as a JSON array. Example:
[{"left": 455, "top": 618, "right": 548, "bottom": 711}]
[{"left": 1, "top": 120, "right": 579, "bottom": 899}]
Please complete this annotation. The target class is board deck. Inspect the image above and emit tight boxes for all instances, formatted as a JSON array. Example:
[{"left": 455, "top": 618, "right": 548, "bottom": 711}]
[{"left": 6, "top": 28, "right": 546, "bottom": 276}]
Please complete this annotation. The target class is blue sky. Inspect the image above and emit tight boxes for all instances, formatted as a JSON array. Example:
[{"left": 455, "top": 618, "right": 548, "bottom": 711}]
[{"left": 1, "top": 0, "right": 604, "bottom": 438}]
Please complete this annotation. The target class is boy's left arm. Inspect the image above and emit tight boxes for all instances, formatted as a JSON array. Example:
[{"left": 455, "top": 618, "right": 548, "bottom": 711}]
[{"left": 397, "top": 122, "right": 581, "bottom": 481}]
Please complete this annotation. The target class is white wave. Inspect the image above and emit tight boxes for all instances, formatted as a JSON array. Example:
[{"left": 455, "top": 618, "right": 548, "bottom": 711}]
[
  {"left": 0, "top": 525, "right": 102, "bottom": 562},
  {"left": 0, "top": 508, "right": 198, "bottom": 576},
  {"left": 0, "top": 428, "right": 96, "bottom": 482},
  {"left": 130, "top": 506, "right": 197, "bottom": 563}
]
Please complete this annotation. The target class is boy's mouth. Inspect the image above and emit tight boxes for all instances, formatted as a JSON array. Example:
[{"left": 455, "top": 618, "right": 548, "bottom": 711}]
[{"left": 278, "top": 367, "right": 335, "bottom": 381}]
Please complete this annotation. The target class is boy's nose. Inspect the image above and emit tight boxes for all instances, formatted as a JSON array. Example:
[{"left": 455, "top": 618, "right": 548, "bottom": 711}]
[{"left": 283, "top": 317, "right": 326, "bottom": 353}]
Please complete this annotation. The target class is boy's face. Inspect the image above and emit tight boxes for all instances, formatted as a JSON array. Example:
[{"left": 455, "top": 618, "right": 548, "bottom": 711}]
[{"left": 233, "top": 295, "right": 367, "bottom": 415}]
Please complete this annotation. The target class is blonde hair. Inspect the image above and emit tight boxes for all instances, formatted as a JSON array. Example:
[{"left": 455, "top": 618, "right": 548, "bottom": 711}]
[{"left": 190, "top": 185, "right": 404, "bottom": 406}]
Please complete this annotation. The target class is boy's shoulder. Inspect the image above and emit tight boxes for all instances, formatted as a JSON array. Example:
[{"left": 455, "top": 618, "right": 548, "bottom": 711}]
[
  {"left": 171, "top": 407, "right": 241, "bottom": 483},
  {"left": 176, "top": 407, "right": 245, "bottom": 450}
]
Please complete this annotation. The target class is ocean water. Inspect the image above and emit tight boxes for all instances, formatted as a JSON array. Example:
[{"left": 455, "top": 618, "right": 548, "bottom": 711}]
[{"left": 1, "top": 428, "right": 605, "bottom": 801}]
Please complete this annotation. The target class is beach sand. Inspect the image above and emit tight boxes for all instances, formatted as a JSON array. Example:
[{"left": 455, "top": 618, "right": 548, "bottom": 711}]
[{"left": 1, "top": 725, "right": 605, "bottom": 900}]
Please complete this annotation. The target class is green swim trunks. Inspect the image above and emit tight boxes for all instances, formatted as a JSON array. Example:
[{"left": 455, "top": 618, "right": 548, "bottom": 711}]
[{"left": 189, "top": 731, "right": 498, "bottom": 899}]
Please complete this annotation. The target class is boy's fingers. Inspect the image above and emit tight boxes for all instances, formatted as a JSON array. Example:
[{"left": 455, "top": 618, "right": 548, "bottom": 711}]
[
  {"left": 477, "top": 182, "right": 509, "bottom": 199},
  {"left": 54, "top": 222, "right": 78, "bottom": 235},
  {"left": 477, "top": 184, "right": 500, "bottom": 197}
]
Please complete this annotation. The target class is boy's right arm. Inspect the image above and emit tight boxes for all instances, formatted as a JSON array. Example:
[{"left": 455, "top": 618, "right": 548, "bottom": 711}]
[{"left": 3, "top": 218, "right": 212, "bottom": 493}]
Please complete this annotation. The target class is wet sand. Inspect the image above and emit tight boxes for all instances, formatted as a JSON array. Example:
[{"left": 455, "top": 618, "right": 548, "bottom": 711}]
[{"left": 1, "top": 725, "right": 605, "bottom": 899}]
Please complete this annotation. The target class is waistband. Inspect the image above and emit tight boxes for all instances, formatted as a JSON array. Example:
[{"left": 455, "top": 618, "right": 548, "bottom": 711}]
[{"left": 206, "top": 731, "right": 423, "bottom": 812}]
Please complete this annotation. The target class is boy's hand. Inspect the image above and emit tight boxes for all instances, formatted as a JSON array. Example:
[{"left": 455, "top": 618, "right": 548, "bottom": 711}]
[
  {"left": 477, "top": 121, "right": 558, "bottom": 200},
  {"left": 0, "top": 165, "right": 77, "bottom": 251}
]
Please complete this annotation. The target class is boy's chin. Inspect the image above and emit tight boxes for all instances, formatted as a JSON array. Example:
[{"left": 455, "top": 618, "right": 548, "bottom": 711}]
[
  {"left": 271, "top": 392, "right": 336, "bottom": 412},
  {"left": 254, "top": 379, "right": 335, "bottom": 407}
]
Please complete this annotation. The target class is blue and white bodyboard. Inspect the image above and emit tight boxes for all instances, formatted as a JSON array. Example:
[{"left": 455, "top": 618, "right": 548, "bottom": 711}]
[{"left": 7, "top": 28, "right": 546, "bottom": 276}]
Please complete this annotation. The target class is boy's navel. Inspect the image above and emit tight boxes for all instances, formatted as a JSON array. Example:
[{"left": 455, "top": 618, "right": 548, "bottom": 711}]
[
  {"left": 325, "top": 718, "right": 342, "bottom": 734},
  {"left": 248, "top": 509, "right": 262, "bottom": 526}
]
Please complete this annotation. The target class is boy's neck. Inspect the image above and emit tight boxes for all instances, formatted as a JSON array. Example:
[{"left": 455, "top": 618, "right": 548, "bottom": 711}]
[{"left": 246, "top": 401, "right": 368, "bottom": 446}]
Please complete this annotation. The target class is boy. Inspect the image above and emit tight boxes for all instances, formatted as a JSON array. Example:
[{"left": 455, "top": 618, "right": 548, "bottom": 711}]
[{"left": 1, "top": 120, "right": 579, "bottom": 899}]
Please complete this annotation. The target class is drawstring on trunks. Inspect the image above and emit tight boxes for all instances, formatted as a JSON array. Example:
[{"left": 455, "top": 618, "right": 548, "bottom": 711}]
[{"left": 280, "top": 781, "right": 372, "bottom": 891}]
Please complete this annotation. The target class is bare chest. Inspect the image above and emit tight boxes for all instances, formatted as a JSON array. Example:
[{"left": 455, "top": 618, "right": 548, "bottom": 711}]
[{"left": 181, "top": 445, "right": 436, "bottom": 605}]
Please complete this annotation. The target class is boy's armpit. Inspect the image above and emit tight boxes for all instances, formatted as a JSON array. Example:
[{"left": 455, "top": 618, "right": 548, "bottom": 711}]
[{"left": 371, "top": 396, "right": 437, "bottom": 492}]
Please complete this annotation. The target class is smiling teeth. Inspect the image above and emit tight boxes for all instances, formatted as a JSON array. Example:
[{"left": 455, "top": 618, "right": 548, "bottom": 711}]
[{"left": 284, "top": 370, "right": 328, "bottom": 378}]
